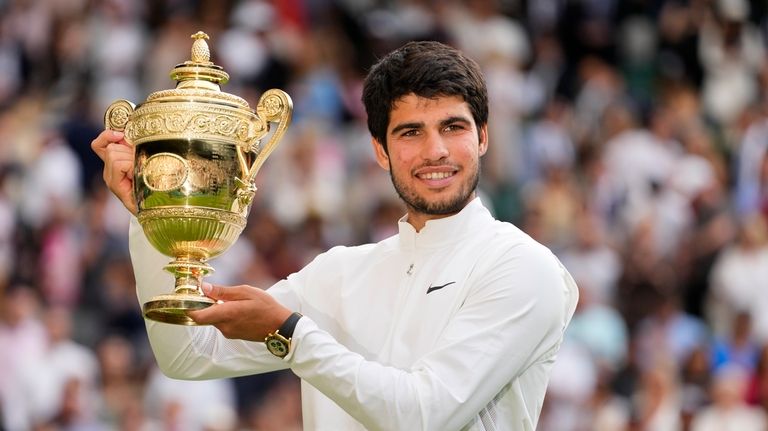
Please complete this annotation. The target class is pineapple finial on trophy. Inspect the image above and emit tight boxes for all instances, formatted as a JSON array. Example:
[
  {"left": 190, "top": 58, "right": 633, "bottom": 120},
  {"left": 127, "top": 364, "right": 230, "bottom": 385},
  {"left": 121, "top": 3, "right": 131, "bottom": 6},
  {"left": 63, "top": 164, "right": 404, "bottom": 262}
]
[
  {"left": 170, "top": 30, "right": 228, "bottom": 88},
  {"left": 190, "top": 31, "right": 212, "bottom": 64}
]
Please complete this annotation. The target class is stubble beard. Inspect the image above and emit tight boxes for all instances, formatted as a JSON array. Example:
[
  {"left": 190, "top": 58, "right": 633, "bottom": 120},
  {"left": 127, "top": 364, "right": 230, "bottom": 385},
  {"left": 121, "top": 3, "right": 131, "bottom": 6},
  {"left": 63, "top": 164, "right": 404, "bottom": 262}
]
[{"left": 389, "top": 164, "right": 480, "bottom": 216}]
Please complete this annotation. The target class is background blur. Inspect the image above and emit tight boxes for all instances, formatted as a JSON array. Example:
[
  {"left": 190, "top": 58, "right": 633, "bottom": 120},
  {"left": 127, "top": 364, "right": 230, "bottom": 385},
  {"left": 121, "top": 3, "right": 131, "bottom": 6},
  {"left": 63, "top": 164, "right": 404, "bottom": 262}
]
[{"left": 1, "top": 0, "right": 768, "bottom": 430}]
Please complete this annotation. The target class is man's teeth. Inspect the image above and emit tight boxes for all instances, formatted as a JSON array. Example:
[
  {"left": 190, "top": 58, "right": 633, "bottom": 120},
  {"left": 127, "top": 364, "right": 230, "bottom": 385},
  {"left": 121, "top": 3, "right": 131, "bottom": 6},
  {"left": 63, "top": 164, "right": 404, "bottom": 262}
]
[{"left": 421, "top": 172, "right": 452, "bottom": 180}]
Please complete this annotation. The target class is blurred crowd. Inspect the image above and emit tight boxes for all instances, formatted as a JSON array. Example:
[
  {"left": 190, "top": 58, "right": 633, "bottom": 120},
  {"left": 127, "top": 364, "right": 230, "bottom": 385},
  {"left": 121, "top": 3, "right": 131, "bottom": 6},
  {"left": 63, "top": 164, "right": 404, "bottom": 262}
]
[{"left": 1, "top": 0, "right": 768, "bottom": 430}]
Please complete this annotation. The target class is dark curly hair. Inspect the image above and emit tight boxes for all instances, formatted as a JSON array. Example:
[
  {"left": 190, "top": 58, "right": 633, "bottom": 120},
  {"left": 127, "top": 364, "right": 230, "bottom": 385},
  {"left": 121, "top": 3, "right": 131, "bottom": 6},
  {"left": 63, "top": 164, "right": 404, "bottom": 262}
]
[{"left": 362, "top": 41, "right": 489, "bottom": 153}]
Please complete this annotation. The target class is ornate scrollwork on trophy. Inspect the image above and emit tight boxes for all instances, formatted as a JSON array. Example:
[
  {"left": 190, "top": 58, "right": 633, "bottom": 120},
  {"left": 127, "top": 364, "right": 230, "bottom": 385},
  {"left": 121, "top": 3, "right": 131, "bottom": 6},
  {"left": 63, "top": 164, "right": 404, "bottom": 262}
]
[
  {"left": 126, "top": 106, "right": 268, "bottom": 146},
  {"left": 105, "top": 100, "right": 136, "bottom": 131},
  {"left": 257, "top": 89, "right": 291, "bottom": 122}
]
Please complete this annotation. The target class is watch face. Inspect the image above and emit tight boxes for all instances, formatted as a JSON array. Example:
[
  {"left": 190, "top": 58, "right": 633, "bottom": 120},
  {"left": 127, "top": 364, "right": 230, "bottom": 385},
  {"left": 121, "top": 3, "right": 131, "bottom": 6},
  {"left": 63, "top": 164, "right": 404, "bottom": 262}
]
[{"left": 266, "top": 336, "right": 289, "bottom": 357}]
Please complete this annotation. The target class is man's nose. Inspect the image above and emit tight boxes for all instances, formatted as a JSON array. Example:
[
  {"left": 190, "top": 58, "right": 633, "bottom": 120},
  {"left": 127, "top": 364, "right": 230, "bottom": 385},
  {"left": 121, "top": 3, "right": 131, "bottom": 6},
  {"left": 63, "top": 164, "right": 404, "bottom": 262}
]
[{"left": 422, "top": 132, "right": 449, "bottom": 160}]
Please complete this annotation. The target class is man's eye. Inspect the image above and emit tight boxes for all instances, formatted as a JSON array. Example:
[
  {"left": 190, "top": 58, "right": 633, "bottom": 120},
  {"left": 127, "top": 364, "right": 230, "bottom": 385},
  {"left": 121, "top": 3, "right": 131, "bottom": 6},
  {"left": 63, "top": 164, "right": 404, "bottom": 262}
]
[
  {"left": 401, "top": 129, "right": 419, "bottom": 137},
  {"left": 444, "top": 124, "right": 463, "bottom": 132}
]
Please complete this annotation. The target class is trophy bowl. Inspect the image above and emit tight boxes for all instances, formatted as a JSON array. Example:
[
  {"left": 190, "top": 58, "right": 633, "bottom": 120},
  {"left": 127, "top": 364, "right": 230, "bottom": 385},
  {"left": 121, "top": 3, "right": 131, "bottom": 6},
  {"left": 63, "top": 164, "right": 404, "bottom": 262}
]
[{"left": 104, "top": 31, "right": 292, "bottom": 325}]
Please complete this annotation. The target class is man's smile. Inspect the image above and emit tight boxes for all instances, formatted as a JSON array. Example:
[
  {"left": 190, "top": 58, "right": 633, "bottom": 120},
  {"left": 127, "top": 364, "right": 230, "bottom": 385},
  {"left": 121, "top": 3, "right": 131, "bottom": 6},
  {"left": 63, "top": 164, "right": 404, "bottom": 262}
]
[
  {"left": 418, "top": 171, "right": 454, "bottom": 180},
  {"left": 415, "top": 166, "right": 459, "bottom": 184}
]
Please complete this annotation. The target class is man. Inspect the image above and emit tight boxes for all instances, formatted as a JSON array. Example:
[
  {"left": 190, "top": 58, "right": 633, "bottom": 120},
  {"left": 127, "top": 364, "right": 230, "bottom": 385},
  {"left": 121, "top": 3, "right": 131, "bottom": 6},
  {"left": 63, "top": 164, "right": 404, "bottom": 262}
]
[{"left": 92, "top": 40, "right": 578, "bottom": 431}]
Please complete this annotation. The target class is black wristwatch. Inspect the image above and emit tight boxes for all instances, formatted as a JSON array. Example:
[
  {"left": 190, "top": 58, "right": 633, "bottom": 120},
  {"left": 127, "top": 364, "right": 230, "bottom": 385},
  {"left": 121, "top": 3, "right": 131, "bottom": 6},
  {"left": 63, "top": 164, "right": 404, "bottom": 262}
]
[{"left": 265, "top": 312, "right": 303, "bottom": 358}]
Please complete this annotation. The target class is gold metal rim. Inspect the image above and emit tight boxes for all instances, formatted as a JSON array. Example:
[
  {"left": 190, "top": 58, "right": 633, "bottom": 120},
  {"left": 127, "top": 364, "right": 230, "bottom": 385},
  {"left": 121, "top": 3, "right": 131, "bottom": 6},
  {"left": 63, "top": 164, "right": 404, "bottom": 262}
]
[
  {"left": 138, "top": 206, "right": 246, "bottom": 229},
  {"left": 143, "top": 295, "right": 215, "bottom": 326}
]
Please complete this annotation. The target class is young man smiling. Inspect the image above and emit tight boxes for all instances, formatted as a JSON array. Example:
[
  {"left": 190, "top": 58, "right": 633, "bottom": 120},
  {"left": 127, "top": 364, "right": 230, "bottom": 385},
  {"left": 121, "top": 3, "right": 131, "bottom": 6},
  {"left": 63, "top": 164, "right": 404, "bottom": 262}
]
[
  {"left": 92, "top": 40, "right": 578, "bottom": 431},
  {"left": 375, "top": 94, "right": 485, "bottom": 229}
]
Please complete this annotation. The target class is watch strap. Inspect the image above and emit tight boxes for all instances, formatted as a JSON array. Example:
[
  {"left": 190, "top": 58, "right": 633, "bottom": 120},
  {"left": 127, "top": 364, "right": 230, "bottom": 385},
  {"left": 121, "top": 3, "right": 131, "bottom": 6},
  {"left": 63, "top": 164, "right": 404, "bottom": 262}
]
[{"left": 277, "top": 311, "right": 303, "bottom": 339}]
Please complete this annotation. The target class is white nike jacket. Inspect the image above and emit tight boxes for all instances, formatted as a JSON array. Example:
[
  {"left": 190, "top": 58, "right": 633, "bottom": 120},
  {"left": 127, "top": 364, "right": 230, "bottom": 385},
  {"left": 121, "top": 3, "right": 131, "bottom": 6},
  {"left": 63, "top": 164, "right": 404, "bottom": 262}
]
[{"left": 129, "top": 198, "right": 579, "bottom": 431}]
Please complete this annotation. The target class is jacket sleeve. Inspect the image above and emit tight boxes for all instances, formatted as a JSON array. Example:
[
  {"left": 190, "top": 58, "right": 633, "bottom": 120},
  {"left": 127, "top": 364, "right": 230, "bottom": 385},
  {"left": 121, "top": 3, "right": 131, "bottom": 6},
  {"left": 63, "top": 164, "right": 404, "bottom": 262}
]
[
  {"left": 285, "top": 242, "right": 579, "bottom": 431},
  {"left": 129, "top": 217, "right": 298, "bottom": 379}
]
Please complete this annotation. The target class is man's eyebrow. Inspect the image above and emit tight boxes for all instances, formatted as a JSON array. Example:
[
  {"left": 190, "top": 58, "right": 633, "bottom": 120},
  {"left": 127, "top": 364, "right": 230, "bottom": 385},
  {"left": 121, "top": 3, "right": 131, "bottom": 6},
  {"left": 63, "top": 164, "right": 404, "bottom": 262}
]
[
  {"left": 390, "top": 122, "right": 424, "bottom": 135},
  {"left": 440, "top": 116, "right": 472, "bottom": 128},
  {"left": 390, "top": 116, "right": 472, "bottom": 135}
]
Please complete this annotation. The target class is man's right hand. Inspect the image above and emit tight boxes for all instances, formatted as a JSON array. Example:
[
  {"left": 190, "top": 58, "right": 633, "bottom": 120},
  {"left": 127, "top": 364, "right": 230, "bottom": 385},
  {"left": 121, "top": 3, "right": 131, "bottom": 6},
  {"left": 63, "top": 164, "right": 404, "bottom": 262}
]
[{"left": 91, "top": 129, "right": 137, "bottom": 215}]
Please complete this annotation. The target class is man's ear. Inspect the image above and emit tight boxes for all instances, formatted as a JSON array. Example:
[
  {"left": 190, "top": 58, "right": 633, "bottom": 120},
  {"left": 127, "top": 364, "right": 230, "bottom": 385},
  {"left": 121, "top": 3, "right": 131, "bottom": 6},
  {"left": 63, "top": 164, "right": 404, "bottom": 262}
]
[
  {"left": 371, "top": 138, "right": 390, "bottom": 171},
  {"left": 478, "top": 124, "right": 489, "bottom": 157}
]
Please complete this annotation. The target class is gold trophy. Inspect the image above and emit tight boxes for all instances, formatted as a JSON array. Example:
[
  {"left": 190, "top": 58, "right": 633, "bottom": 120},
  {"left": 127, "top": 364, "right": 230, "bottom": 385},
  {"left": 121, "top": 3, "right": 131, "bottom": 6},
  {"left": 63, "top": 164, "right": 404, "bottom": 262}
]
[{"left": 104, "top": 31, "right": 292, "bottom": 325}]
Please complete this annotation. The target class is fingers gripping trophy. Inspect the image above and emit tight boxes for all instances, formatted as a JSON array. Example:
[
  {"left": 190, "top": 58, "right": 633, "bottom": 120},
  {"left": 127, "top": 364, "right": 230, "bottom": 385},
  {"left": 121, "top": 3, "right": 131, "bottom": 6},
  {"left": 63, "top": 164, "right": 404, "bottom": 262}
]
[{"left": 104, "top": 32, "right": 292, "bottom": 325}]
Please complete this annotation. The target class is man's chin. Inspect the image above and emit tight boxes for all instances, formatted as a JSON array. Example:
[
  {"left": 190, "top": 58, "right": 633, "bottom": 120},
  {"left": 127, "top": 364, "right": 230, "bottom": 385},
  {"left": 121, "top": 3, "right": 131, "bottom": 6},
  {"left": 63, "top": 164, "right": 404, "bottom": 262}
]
[
  {"left": 408, "top": 195, "right": 471, "bottom": 216},
  {"left": 391, "top": 169, "right": 478, "bottom": 217}
]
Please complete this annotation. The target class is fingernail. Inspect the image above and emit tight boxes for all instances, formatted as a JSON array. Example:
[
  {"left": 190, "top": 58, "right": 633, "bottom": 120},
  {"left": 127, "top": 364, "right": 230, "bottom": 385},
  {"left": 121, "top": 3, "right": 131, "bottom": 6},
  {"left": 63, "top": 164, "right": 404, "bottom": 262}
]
[
  {"left": 111, "top": 130, "right": 124, "bottom": 138},
  {"left": 201, "top": 282, "right": 212, "bottom": 294}
]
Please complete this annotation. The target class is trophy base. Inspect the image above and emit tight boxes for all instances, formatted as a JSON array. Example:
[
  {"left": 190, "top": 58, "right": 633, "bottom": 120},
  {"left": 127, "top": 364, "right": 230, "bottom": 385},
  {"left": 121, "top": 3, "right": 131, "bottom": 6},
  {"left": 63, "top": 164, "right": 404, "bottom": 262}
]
[{"left": 143, "top": 294, "right": 215, "bottom": 326}]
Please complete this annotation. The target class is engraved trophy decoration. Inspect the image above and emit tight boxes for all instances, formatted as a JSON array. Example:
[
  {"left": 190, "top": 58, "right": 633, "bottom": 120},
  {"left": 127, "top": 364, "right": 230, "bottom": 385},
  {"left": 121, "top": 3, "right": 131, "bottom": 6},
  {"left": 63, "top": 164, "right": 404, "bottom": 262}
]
[{"left": 104, "top": 31, "right": 292, "bottom": 325}]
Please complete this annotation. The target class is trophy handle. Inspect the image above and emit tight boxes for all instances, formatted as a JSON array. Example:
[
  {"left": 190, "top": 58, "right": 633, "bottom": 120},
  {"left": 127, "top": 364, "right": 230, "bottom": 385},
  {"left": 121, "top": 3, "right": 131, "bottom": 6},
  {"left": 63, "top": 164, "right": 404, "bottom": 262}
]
[
  {"left": 242, "top": 89, "right": 293, "bottom": 184},
  {"left": 104, "top": 99, "right": 136, "bottom": 132}
]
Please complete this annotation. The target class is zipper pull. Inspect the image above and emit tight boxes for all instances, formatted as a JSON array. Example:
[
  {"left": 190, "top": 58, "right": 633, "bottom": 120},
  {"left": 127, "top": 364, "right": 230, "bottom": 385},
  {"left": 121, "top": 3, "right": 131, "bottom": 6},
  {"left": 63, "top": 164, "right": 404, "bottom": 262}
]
[{"left": 406, "top": 263, "right": 414, "bottom": 275}]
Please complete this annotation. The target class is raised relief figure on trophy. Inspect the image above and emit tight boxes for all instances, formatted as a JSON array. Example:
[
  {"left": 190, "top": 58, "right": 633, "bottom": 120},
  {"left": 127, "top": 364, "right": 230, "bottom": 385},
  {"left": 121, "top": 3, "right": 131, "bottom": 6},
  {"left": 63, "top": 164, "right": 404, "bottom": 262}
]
[{"left": 104, "top": 31, "right": 293, "bottom": 325}]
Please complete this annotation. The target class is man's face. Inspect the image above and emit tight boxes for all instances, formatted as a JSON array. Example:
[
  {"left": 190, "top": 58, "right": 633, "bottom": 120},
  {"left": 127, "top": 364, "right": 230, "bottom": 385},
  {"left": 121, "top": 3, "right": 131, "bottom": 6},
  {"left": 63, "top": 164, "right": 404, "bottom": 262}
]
[{"left": 372, "top": 94, "right": 488, "bottom": 229}]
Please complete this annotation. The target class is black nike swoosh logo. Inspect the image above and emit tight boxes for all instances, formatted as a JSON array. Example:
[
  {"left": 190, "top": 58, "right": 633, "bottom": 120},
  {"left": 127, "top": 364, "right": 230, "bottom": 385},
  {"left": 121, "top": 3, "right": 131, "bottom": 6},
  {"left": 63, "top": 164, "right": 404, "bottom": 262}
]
[{"left": 426, "top": 281, "right": 456, "bottom": 294}]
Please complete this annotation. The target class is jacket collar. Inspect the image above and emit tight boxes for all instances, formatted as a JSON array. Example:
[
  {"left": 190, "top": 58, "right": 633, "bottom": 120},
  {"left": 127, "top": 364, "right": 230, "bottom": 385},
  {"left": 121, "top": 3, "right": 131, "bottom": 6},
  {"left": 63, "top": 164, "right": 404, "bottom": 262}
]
[{"left": 397, "top": 197, "right": 492, "bottom": 250}]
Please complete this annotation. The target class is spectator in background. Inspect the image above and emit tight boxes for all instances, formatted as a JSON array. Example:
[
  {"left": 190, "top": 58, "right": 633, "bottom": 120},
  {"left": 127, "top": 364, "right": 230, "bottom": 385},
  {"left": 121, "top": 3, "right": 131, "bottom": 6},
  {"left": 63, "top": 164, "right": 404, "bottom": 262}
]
[
  {"left": 711, "top": 311, "right": 760, "bottom": 373},
  {"left": 143, "top": 366, "right": 238, "bottom": 431},
  {"left": 631, "top": 359, "right": 683, "bottom": 431},
  {"left": 240, "top": 375, "right": 302, "bottom": 431},
  {"left": 86, "top": 0, "right": 148, "bottom": 116},
  {"left": 679, "top": 345, "right": 713, "bottom": 428},
  {"left": 691, "top": 365, "right": 768, "bottom": 431},
  {"left": 708, "top": 213, "right": 768, "bottom": 341},
  {"left": 0, "top": 286, "right": 47, "bottom": 430},
  {"left": 565, "top": 286, "right": 629, "bottom": 374},
  {"left": 600, "top": 104, "right": 681, "bottom": 245},
  {"left": 747, "top": 345, "right": 768, "bottom": 411},
  {"left": 0, "top": 167, "right": 16, "bottom": 288},
  {"left": 521, "top": 155, "right": 582, "bottom": 251},
  {"left": 666, "top": 147, "right": 735, "bottom": 318},
  {"left": 0, "top": 21, "right": 23, "bottom": 108},
  {"left": 10, "top": 306, "right": 100, "bottom": 429},
  {"left": 521, "top": 98, "right": 576, "bottom": 186},
  {"left": 18, "top": 131, "right": 82, "bottom": 231},
  {"left": 559, "top": 210, "right": 622, "bottom": 307},
  {"left": 93, "top": 334, "right": 148, "bottom": 429},
  {"left": 538, "top": 340, "right": 598, "bottom": 431},
  {"left": 699, "top": 0, "right": 765, "bottom": 129},
  {"left": 633, "top": 293, "right": 709, "bottom": 372},
  {"left": 735, "top": 116, "right": 768, "bottom": 217}
]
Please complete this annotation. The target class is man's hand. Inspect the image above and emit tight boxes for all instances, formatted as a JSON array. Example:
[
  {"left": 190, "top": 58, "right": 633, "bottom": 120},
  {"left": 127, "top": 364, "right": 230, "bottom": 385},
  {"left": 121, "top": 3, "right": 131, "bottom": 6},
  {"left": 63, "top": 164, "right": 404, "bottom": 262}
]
[
  {"left": 188, "top": 283, "right": 293, "bottom": 342},
  {"left": 90, "top": 129, "right": 137, "bottom": 215}
]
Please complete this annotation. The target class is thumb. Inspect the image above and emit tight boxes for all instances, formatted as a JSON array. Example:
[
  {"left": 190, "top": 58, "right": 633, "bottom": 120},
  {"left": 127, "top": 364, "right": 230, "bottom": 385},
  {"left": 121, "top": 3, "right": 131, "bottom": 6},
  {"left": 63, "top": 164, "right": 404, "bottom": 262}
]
[{"left": 202, "top": 283, "right": 253, "bottom": 301}]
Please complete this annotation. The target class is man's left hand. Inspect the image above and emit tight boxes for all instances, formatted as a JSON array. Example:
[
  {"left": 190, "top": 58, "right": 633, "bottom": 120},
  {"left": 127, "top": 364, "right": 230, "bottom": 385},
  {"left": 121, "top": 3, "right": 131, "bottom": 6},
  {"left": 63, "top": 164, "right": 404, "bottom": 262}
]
[{"left": 188, "top": 283, "right": 293, "bottom": 342}]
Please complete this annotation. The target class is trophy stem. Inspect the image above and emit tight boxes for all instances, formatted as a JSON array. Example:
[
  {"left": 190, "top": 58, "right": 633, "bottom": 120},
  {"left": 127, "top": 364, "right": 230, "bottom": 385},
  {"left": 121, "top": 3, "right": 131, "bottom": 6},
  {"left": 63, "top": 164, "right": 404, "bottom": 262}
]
[
  {"left": 142, "top": 257, "right": 215, "bottom": 326},
  {"left": 167, "top": 258, "right": 212, "bottom": 295}
]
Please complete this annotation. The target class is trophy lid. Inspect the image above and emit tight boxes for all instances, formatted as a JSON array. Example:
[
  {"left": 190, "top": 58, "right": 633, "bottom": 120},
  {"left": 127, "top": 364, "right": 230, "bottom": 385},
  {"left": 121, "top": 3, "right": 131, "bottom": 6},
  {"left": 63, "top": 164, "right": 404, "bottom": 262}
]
[
  {"left": 106, "top": 30, "right": 292, "bottom": 148},
  {"left": 145, "top": 31, "right": 249, "bottom": 109},
  {"left": 171, "top": 31, "right": 228, "bottom": 86}
]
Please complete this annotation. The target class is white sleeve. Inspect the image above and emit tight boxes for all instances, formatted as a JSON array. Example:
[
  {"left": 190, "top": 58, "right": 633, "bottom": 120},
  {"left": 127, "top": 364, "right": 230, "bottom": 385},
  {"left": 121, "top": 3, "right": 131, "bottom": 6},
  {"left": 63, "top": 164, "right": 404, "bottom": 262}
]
[
  {"left": 129, "top": 217, "right": 298, "bottom": 379},
  {"left": 285, "top": 244, "right": 579, "bottom": 431}
]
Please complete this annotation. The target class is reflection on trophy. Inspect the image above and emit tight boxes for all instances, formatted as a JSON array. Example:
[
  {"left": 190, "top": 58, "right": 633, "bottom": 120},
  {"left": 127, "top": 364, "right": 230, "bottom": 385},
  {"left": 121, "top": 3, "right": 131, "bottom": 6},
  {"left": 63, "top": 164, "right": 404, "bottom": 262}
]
[{"left": 104, "top": 31, "right": 292, "bottom": 325}]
